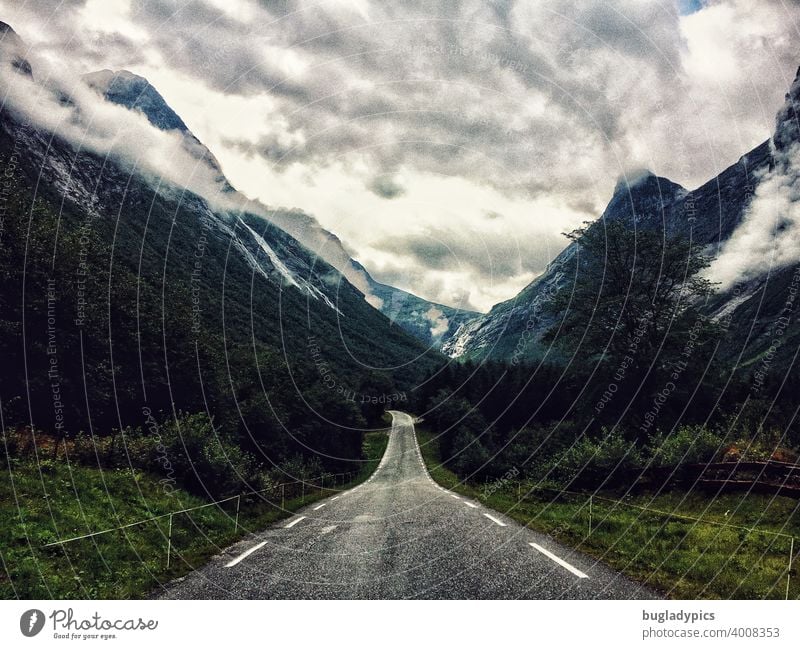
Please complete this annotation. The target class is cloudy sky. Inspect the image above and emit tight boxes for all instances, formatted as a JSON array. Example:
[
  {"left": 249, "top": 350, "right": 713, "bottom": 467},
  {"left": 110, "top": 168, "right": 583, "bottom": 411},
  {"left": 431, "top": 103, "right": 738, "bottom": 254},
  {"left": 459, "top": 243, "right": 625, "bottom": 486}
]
[{"left": 2, "top": 0, "right": 800, "bottom": 312}]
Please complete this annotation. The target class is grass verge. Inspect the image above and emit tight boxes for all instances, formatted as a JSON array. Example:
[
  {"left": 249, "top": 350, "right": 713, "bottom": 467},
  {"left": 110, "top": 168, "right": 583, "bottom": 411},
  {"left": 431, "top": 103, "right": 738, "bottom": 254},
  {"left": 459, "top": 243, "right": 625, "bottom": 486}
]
[
  {"left": 0, "top": 429, "right": 390, "bottom": 599},
  {"left": 416, "top": 426, "right": 800, "bottom": 599}
]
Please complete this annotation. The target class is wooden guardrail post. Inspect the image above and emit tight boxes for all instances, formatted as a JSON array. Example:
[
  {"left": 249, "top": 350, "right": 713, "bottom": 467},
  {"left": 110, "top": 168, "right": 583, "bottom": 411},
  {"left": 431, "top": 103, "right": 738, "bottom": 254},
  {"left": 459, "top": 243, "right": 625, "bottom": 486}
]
[
  {"left": 234, "top": 495, "right": 241, "bottom": 533},
  {"left": 588, "top": 494, "right": 593, "bottom": 536},
  {"left": 166, "top": 513, "right": 173, "bottom": 569},
  {"left": 787, "top": 537, "right": 795, "bottom": 600},
  {"left": 281, "top": 483, "right": 285, "bottom": 510}
]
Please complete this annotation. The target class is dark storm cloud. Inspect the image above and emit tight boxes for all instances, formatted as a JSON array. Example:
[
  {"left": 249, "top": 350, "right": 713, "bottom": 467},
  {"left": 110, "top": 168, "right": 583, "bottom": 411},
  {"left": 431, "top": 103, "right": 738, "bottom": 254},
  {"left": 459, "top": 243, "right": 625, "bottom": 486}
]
[{"left": 367, "top": 173, "right": 405, "bottom": 199}]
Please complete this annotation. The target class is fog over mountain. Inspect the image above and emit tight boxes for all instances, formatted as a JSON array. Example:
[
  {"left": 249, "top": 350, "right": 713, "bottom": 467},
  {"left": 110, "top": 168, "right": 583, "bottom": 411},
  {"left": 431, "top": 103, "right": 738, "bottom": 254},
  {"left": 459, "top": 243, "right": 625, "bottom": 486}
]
[
  {"left": 709, "top": 71, "right": 800, "bottom": 290},
  {"left": 3, "top": 0, "right": 800, "bottom": 312}
]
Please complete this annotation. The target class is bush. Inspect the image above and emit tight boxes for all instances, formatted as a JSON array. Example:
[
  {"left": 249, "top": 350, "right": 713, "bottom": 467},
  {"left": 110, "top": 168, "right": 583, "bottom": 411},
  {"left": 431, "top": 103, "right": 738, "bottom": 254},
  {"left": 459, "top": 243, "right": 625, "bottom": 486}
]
[
  {"left": 157, "top": 412, "right": 258, "bottom": 497},
  {"left": 508, "top": 422, "right": 580, "bottom": 479},
  {"left": 449, "top": 429, "right": 490, "bottom": 477},
  {"left": 557, "top": 428, "right": 643, "bottom": 487},
  {"left": 647, "top": 426, "right": 724, "bottom": 467}
]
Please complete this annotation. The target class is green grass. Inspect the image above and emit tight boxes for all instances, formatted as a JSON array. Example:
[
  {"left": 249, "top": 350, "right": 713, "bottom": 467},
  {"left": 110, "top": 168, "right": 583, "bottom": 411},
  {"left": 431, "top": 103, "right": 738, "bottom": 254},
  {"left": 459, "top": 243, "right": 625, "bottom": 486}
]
[
  {"left": 1, "top": 430, "right": 390, "bottom": 599},
  {"left": 360, "top": 429, "right": 390, "bottom": 478},
  {"left": 416, "top": 427, "right": 800, "bottom": 600}
]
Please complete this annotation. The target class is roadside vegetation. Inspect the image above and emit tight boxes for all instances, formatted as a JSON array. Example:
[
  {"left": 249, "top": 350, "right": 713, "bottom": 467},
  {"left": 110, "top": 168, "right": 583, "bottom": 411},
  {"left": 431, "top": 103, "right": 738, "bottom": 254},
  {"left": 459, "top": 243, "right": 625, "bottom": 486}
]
[
  {"left": 0, "top": 428, "right": 389, "bottom": 598},
  {"left": 410, "top": 224, "right": 799, "bottom": 602},
  {"left": 417, "top": 427, "right": 799, "bottom": 599},
  {"left": 410, "top": 224, "right": 799, "bottom": 488}
]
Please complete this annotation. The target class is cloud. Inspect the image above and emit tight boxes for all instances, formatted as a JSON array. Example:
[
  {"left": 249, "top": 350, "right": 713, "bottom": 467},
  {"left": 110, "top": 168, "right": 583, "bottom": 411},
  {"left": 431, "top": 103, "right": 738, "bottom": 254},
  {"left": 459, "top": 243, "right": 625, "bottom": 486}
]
[
  {"left": 0, "top": 47, "right": 234, "bottom": 209},
  {"left": 424, "top": 306, "right": 449, "bottom": 339},
  {"left": 367, "top": 173, "right": 405, "bottom": 199},
  {"left": 2, "top": 0, "right": 800, "bottom": 310},
  {"left": 379, "top": 225, "right": 557, "bottom": 280},
  {"left": 709, "top": 71, "right": 800, "bottom": 289}
]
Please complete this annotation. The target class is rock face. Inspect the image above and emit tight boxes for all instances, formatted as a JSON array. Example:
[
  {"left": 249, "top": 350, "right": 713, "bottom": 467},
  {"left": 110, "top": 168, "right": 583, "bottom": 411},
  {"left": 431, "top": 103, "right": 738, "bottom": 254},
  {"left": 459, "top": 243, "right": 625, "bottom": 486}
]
[
  {"left": 446, "top": 79, "right": 797, "bottom": 366},
  {"left": 83, "top": 70, "right": 189, "bottom": 132},
  {"left": 83, "top": 69, "right": 232, "bottom": 189},
  {"left": 773, "top": 66, "right": 800, "bottom": 153}
]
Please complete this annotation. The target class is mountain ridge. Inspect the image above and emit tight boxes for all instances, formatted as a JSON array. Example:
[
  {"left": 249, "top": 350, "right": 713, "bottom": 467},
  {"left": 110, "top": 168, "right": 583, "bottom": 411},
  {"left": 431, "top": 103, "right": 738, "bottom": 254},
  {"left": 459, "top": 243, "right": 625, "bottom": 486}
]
[
  {"left": 444, "top": 102, "right": 786, "bottom": 364},
  {"left": 0, "top": 23, "right": 444, "bottom": 462},
  {"left": 82, "top": 66, "right": 476, "bottom": 347}
]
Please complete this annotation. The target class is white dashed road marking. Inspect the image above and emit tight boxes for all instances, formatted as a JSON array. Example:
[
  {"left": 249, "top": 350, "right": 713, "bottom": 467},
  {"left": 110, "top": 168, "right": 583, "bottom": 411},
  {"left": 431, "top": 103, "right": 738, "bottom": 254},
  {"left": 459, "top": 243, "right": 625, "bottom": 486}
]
[
  {"left": 450, "top": 494, "right": 461, "bottom": 500},
  {"left": 225, "top": 541, "right": 267, "bottom": 568},
  {"left": 319, "top": 525, "right": 338, "bottom": 535},
  {"left": 464, "top": 502, "right": 479, "bottom": 508},
  {"left": 483, "top": 513, "right": 507, "bottom": 527},
  {"left": 285, "top": 516, "right": 306, "bottom": 529},
  {"left": 313, "top": 503, "right": 327, "bottom": 511},
  {"left": 529, "top": 543, "right": 589, "bottom": 579}
]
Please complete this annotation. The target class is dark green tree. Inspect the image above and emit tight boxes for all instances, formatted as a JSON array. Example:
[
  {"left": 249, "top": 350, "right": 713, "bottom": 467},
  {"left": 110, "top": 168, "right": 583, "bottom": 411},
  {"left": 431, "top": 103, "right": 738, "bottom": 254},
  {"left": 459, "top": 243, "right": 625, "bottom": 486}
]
[{"left": 546, "top": 219, "right": 721, "bottom": 432}]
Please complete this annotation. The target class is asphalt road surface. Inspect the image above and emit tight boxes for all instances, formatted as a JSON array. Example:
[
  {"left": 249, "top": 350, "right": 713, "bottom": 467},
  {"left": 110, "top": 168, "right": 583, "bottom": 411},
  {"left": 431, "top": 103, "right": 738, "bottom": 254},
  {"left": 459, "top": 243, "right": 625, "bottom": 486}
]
[{"left": 155, "top": 411, "right": 658, "bottom": 599}]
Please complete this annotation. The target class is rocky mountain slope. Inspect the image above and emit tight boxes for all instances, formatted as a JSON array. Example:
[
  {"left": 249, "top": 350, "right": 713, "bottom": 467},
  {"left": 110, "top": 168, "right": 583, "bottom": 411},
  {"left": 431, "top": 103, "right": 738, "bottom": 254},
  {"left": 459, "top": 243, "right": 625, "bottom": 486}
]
[
  {"left": 81, "top": 66, "right": 476, "bottom": 347},
  {"left": 0, "top": 21, "right": 442, "bottom": 448},
  {"left": 445, "top": 72, "right": 798, "bottom": 370}
]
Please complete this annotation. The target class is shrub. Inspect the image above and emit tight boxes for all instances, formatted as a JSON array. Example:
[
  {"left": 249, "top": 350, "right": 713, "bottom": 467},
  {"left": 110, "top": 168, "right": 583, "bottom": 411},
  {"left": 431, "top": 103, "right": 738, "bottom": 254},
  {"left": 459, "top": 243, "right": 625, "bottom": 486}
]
[
  {"left": 647, "top": 426, "right": 724, "bottom": 467},
  {"left": 449, "top": 429, "right": 490, "bottom": 477},
  {"left": 557, "top": 428, "right": 643, "bottom": 487},
  {"left": 157, "top": 412, "right": 258, "bottom": 497}
]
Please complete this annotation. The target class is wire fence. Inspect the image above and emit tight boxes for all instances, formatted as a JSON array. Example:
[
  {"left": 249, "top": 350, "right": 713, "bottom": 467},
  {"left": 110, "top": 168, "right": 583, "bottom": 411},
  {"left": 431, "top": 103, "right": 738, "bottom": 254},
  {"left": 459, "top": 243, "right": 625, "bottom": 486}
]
[
  {"left": 508, "top": 483, "right": 797, "bottom": 600},
  {"left": 42, "top": 470, "right": 360, "bottom": 568}
]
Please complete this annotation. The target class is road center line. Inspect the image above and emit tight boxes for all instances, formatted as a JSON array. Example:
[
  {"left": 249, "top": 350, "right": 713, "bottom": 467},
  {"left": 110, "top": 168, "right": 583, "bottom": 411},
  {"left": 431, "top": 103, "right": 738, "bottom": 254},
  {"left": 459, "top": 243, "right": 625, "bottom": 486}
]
[
  {"left": 331, "top": 496, "right": 340, "bottom": 500},
  {"left": 313, "top": 503, "right": 327, "bottom": 511},
  {"left": 450, "top": 494, "right": 461, "bottom": 500},
  {"left": 483, "top": 513, "right": 507, "bottom": 527},
  {"left": 464, "top": 502, "right": 479, "bottom": 508},
  {"left": 225, "top": 541, "right": 267, "bottom": 568},
  {"left": 285, "top": 516, "right": 306, "bottom": 528},
  {"left": 529, "top": 543, "right": 589, "bottom": 579}
]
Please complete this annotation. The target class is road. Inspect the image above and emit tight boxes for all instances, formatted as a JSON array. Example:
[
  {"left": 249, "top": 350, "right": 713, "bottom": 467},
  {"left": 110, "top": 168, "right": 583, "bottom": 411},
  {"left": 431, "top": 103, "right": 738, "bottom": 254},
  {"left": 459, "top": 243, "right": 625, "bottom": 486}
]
[{"left": 155, "top": 411, "right": 657, "bottom": 599}]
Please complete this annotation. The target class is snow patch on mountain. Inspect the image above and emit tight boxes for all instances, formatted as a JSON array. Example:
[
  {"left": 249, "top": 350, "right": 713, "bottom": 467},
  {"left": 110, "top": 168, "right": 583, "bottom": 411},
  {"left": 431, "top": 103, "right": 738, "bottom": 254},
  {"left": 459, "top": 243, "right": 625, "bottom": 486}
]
[
  {"left": 441, "top": 317, "right": 488, "bottom": 358},
  {"left": 240, "top": 218, "right": 341, "bottom": 313}
]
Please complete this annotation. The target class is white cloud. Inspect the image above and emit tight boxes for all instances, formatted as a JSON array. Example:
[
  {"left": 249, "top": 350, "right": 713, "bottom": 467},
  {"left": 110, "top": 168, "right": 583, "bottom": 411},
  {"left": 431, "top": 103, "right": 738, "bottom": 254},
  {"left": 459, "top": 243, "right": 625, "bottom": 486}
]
[
  {"left": 2, "top": 0, "right": 800, "bottom": 311},
  {"left": 709, "top": 142, "right": 800, "bottom": 289},
  {"left": 0, "top": 53, "right": 228, "bottom": 204},
  {"left": 425, "top": 306, "right": 450, "bottom": 338},
  {"left": 78, "top": 0, "right": 147, "bottom": 41}
]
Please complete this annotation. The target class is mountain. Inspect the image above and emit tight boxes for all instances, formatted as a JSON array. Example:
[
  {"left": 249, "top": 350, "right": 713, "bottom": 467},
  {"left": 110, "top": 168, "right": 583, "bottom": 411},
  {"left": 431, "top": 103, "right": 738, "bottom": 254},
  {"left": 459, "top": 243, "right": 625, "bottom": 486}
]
[
  {"left": 347, "top": 260, "right": 479, "bottom": 346},
  {"left": 445, "top": 76, "right": 794, "bottom": 367},
  {"left": 84, "top": 69, "right": 189, "bottom": 132},
  {"left": 0, "top": 25, "right": 442, "bottom": 480},
  {"left": 0, "top": 20, "right": 31, "bottom": 77},
  {"left": 81, "top": 68, "right": 474, "bottom": 347},
  {"left": 83, "top": 69, "right": 235, "bottom": 191}
]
